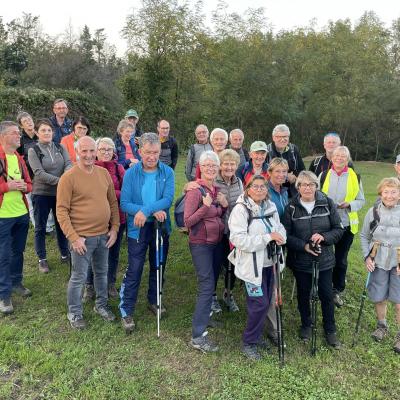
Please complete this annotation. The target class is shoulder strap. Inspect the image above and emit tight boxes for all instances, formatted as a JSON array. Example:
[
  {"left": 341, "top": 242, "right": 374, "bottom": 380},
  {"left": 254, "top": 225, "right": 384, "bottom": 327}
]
[
  {"left": 33, "top": 144, "right": 44, "bottom": 163},
  {"left": 369, "top": 201, "right": 381, "bottom": 234},
  {"left": 190, "top": 144, "right": 195, "bottom": 166}
]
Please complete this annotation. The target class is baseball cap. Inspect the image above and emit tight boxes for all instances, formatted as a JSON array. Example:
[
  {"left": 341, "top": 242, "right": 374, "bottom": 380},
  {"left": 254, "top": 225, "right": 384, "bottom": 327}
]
[
  {"left": 125, "top": 109, "right": 139, "bottom": 119},
  {"left": 250, "top": 141, "right": 268, "bottom": 152}
]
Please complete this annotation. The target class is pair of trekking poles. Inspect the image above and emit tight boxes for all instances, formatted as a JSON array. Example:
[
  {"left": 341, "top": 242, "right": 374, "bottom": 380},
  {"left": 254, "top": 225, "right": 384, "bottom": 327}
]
[
  {"left": 268, "top": 241, "right": 285, "bottom": 367},
  {"left": 155, "top": 221, "right": 165, "bottom": 338}
]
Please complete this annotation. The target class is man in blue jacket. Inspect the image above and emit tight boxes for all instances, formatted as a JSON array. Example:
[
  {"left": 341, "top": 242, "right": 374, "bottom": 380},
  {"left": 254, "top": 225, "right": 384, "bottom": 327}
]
[{"left": 119, "top": 132, "right": 175, "bottom": 333}]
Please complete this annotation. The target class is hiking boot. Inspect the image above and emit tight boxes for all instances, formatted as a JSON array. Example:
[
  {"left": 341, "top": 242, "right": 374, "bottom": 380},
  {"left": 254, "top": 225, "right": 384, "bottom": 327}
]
[
  {"left": 0, "top": 298, "right": 13, "bottom": 314},
  {"left": 325, "top": 332, "right": 341, "bottom": 349},
  {"left": 190, "top": 334, "right": 219, "bottom": 353},
  {"left": 82, "top": 284, "right": 95, "bottom": 302},
  {"left": 93, "top": 305, "right": 116, "bottom": 322},
  {"left": 67, "top": 313, "right": 86, "bottom": 330},
  {"left": 121, "top": 316, "right": 135, "bottom": 334},
  {"left": 223, "top": 292, "right": 239, "bottom": 312},
  {"left": 211, "top": 296, "right": 222, "bottom": 314},
  {"left": 332, "top": 291, "right": 344, "bottom": 308},
  {"left": 371, "top": 323, "right": 389, "bottom": 342},
  {"left": 60, "top": 254, "right": 70, "bottom": 264},
  {"left": 242, "top": 344, "right": 262, "bottom": 361},
  {"left": 148, "top": 303, "right": 166, "bottom": 316},
  {"left": 299, "top": 326, "right": 312, "bottom": 342},
  {"left": 12, "top": 284, "right": 32, "bottom": 298},
  {"left": 108, "top": 283, "right": 119, "bottom": 299},
  {"left": 393, "top": 332, "right": 400, "bottom": 354},
  {"left": 38, "top": 259, "right": 49, "bottom": 273}
]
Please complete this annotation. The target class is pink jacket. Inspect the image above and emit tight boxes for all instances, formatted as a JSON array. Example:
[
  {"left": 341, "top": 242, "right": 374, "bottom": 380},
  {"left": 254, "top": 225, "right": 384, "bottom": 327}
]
[{"left": 184, "top": 179, "right": 226, "bottom": 244}]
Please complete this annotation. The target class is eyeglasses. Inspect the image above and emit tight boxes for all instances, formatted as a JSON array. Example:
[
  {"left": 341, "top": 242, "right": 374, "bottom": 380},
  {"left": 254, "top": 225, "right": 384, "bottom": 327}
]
[
  {"left": 98, "top": 148, "right": 114, "bottom": 154},
  {"left": 75, "top": 126, "right": 88, "bottom": 131},
  {"left": 201, "top": 164, "right": 218, "bottom": 170},
  {"left": 250, "top": 184, "right": 267, "bottom": 191},
  {"left": 299, "top": 183, "right": 316, "bottom": 189},
  {"left": 275, "top": 136, "right": 289, "bottom": 140}
]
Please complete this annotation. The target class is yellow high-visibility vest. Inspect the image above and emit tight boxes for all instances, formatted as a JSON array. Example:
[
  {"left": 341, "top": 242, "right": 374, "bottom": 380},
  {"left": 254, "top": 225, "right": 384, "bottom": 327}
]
[{"left": 322, "top": 168, "right": 360, "bottom": 234}]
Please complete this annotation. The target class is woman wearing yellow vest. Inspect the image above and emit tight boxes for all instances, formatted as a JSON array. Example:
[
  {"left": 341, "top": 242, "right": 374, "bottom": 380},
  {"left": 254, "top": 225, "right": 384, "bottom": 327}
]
[{"left": 319, "top": 146, "right": 365, "bottom": 307}]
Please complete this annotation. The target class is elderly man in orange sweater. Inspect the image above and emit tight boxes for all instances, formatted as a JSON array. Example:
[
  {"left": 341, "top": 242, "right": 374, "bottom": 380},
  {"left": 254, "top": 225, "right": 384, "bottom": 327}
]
[{"left": 57, "top": 136, "right": 120, "bottom": 329}]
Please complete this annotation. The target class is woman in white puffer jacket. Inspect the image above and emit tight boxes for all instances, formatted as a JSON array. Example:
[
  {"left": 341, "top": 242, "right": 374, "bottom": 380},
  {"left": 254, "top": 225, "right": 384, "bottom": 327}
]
[{"left": 228, "top": 175, "right": 286, "bottom": 360}]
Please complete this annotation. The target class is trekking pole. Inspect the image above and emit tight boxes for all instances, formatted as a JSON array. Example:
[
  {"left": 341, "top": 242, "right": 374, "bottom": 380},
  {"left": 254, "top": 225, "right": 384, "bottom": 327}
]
[
  {"left": 155, "top": 224, "right": 161, "bottom": 338},
  {"left": 352, "top": 242, "right": 379, "bottom": 347},
  {"left": 311, "top": 257, "right": 320, "bottom": 356},
  {"left": 158, "top": 222, "right": 164, "bottom": 324},
  {"left": 226, "top": 261, "right": 232, "bottom": 311},
  {"left": 290, "top": 279, "right": 296, "bottom": 302},
  {"left": 271, "top": 241, "right": 285, "bottom": 366}
]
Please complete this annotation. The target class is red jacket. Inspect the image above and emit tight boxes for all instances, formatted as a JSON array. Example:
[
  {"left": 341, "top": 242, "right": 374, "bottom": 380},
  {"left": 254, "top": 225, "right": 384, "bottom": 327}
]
[
  {"left": 95, "top": 159, "right": 126, "bottom": 225},
  {"left": 61, "top": 133, "right": 77, "bottom": 163},
  {"left": 0, "top": 144, "right": 32, "bottom": 210},
  {"left": 184, "top": 179, "right": 226, "bottom": 244}
]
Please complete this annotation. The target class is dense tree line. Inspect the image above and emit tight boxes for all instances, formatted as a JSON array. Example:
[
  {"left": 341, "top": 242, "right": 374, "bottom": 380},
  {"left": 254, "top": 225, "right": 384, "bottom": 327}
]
[{"left": 1, "top": 1, "right": 400, "bottom": 160}]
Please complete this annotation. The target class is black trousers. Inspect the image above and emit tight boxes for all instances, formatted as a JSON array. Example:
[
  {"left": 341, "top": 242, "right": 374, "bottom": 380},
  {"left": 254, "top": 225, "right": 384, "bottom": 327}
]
[
  {"left": 294, "top": 268, "right": 336, "bottom": 334},
  {"left": 333, "top": 227, "right": 354, "bottom": 292}
]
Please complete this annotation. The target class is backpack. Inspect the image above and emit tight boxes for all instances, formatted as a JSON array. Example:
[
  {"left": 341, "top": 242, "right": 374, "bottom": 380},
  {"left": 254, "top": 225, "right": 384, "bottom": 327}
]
[
  {"left": 232, "top": 201, "right": 274, "bottom": 232},
  {"left": 174, "top": 186, "right": 207, "bottom": 232},
  {"left": 33, "top": 143, "right": 62, "bottom": 163}
]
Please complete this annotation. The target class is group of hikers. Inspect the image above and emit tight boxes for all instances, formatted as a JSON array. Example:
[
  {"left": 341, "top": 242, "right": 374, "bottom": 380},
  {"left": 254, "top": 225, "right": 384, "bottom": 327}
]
[{"left": 0, "top": 99, "right": 399, "bottom": 361}]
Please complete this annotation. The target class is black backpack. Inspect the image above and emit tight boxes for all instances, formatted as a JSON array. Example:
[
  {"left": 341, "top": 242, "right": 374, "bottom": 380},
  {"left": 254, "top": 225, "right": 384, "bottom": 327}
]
[{"left": 174, "top": 187, "right": 206, "bottom": 232}]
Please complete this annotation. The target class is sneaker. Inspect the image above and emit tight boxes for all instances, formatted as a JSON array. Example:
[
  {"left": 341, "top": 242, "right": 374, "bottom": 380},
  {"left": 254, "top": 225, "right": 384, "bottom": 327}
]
[
  {"left": 108, "top": 284, "right": 119, "bottom": 299},
  {"left": 190, "top": 334, "right": 219, "bottom": 353},
  {"left": 38, "top": 259, "right": 49, "bottom": 273},
  {"left": 242, "top": 344, "right": 262, "bottom": 360},
  {"left": 371, "top": 323, "right": 389, "bottom": 342},
  {"left": 121, "top": 316, "right": 135, "bottom": 334},
  {"left": 93, "top": 305, "right": 116, "bottom": 322},
  {"left": 211, "top": 296, "right": 222, "bottom": 314},
  {"left": 12, "top": 284, "right": 32, "bottom": 298},
  {"left": 60, "top": 254, "right": 70, "bottom": 264},
  {"left": 67, "top": 313, "right": 86, "bottom": 330},
  {"left": 299, "top": 326, "right": 312, "bottom": 342},
  {"left": 393, "top": 332, "right": 400, "bottom": 354},
  {"left": 325, "top": 332, "right": 341, "bottom": 349},
  {"left": 332, "top": 291, "right": 344, "bottom": 308},
  {"left": 223, "top": 293, "right": 239, "bottom": 312},
  {"left": 0, "top": 298, "right": 13, "bottom": 314},
  {"left": 148, "top": 303, "right": 166, "bottom": 316},
  {"left": 82, "top": 284, "right": 95, "bottom": 302}
]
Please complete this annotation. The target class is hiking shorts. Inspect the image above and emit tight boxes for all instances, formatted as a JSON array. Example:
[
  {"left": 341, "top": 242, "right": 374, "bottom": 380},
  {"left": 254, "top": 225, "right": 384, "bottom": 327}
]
[{"left": 368, "top": 266, "right": 400, "bottom": 304}]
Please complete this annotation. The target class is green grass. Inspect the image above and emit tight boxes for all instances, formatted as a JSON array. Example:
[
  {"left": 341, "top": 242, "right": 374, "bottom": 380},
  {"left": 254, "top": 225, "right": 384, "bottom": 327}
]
[{"left": 0, "top": 160, "right": 399, "bottom": 400}]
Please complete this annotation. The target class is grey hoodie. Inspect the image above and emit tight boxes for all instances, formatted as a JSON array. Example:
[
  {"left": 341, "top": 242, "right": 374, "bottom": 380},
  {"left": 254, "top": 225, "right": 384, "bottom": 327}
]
[{"left": 28, "top": 142, "right": 72, "bottom": 196}]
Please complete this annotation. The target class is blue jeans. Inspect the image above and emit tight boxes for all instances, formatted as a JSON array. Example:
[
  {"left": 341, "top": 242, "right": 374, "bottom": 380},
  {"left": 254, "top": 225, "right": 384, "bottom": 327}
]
[
  {"left": 190, "top": 242, "right": 224, "bottom": 338},
  {"left": 32, "top": 194, "right": 69, "bottom": 259},
  {"left": 119, "top": 222, "right": 169, "bottom": 318},
  {"left": 67, "top": 234, "right": 109, "bottom": 316},
  {"left": 86, "top": 223, "right": 126, "bottom": 286},
  {"left": 0, "top": 214, "right": 29, "bottom": 300}
]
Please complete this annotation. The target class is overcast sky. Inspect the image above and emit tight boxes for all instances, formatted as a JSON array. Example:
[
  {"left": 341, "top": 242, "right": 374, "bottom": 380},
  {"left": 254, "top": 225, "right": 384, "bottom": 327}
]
[{"left": 2, "top": 1, "right": 400, "bottom": 56}]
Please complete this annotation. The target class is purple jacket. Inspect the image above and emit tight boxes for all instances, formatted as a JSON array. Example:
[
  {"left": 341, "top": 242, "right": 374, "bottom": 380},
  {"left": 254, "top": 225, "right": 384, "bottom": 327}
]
[{"left": 184, "top": 179, "right": 226, "bottom": 244}]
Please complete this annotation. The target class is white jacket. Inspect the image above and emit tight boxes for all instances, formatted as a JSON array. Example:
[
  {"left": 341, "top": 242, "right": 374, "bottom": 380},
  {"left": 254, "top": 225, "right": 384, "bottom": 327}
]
[{"left": 228, "top": 194, "right": 287, "bottom": 286}]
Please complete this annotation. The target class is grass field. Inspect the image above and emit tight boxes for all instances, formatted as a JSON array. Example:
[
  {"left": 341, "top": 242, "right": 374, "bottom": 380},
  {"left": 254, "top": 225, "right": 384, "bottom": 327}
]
[{"left": 0, "top": 160, "right": 399, "bottom": 400}]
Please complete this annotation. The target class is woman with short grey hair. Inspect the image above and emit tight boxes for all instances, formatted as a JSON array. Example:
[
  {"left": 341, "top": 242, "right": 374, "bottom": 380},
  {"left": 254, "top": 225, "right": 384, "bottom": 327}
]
[
  {"left": 114, "top": 119, "right": 141, "bottom": 169},
  {"left": 184, "top": 150, "right": 228, "bottom": 353}
]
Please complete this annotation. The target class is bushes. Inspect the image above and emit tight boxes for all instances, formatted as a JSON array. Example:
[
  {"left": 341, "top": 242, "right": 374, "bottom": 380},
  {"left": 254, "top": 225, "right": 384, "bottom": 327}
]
[{"left": 0, "top": 87, "right": 121, "bottom": 137}]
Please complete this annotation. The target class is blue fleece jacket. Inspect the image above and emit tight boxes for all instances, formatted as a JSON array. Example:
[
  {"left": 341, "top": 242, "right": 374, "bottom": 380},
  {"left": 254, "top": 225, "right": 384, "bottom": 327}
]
[
  {"left": 114, "top": 136, "right": 141, "bottom": 170},
  {"left": 120, "top": 161, "right": 175, "bottom": 239}
]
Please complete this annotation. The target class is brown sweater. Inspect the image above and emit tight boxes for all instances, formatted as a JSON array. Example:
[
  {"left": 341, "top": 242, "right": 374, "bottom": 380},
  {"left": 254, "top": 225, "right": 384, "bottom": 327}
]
[{"left": 56, "top": 165, "right": 120, "bottom": 242}]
